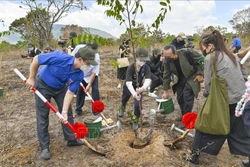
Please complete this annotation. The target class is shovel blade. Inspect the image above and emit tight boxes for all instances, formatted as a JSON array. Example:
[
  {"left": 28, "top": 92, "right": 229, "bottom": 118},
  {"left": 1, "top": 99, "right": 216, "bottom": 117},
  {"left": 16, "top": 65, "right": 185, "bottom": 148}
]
[{"left": 82, "top": 139, "right": 106, "bottom": 156}]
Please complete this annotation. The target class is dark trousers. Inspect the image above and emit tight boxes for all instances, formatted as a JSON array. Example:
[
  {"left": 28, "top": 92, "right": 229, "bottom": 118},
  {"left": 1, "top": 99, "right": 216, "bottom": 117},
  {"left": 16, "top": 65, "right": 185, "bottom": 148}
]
[
  {"left": 121, "top": 84, "right": 142, "bottom": 118},
  {"left": 233, "top": 46, "right": 241, "bottom": 53},
  {"left": 193, "top": 104, "right": 250, "bottom": 156},
  {"left": 35, "top": 76, "right": 75, "bottom": 150},
  {"left": 150, "top": 72, "right": 162, "bottom": 93},
  {"left": 175, "top": 82, "right": 195, "bottom": 116},
  {"left": 75, "top": 76, "right": 100, "bottom": 114}
]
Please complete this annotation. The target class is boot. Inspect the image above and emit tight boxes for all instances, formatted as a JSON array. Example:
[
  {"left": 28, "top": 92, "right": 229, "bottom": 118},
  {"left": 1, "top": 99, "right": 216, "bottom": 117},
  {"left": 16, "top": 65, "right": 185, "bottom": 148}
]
[{"left": 118, "top": 105, "right": 125, "bottom": 117}]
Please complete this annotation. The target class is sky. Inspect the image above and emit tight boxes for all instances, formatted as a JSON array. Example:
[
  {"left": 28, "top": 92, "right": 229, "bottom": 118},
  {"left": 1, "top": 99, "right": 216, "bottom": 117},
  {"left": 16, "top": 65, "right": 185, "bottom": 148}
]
[{"left": 0, "top": 0, "right": 250, "bottom": 39}]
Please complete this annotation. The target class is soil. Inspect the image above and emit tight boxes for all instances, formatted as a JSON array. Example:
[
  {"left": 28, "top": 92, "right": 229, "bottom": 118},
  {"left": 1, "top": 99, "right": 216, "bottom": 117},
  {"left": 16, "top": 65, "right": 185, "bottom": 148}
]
[{"left": 0, "top": 48, "right": 248, "bottom": 167}]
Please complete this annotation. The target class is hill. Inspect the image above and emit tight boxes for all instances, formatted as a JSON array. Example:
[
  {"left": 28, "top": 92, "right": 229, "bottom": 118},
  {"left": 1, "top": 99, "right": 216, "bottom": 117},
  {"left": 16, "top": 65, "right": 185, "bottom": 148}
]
[{"left": 1, "top": 24, "right": 117, "bottom": 44}]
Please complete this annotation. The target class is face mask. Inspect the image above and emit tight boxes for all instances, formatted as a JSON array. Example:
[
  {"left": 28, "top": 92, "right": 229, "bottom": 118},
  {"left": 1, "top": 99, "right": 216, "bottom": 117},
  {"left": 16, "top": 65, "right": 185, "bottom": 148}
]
[
  {"left": 179, "top": 38, "right": 184, "bottom": 41},
  {"left": 136, "top": 60, "right": 145, "bottom": 67},
  {"left": 202, "top": 49, "right": 208, "bottom": 56},
  {"left": 80, "top": 65, "right": 91, "bottom": 73}
]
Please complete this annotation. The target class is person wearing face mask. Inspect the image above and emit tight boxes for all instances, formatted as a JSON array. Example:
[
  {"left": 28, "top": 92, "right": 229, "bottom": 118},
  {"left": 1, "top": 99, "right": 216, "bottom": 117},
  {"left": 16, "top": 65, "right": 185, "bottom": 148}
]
[
  {"left": 72, "top": 43, "right": 101, "bottom": 116},
  {"left": 118, "top": 47, "right": 152, "bottom": 130},
  {"left": 186, "top": 30, "right": 250, "bottom": 166},
  {"left": 162, "top": 44, "right": 204, "bottom": 129},
  {"left": 170, "top": 32, "right": 188, "bottom": 50},
  {"left": 25, "top": 46, "right": 97, "bottom": 160},
  {"left": 117, "top": 38, "right": 131, "bottom": 88},
  {"left": 146, "top": 48, "right": 164, "bottom": 98}
]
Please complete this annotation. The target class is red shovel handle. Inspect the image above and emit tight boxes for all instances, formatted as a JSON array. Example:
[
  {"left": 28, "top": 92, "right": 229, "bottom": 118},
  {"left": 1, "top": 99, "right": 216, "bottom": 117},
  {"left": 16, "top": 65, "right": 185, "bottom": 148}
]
[{"left": 14, "top": 68, "right": 87, "bottom": 139}]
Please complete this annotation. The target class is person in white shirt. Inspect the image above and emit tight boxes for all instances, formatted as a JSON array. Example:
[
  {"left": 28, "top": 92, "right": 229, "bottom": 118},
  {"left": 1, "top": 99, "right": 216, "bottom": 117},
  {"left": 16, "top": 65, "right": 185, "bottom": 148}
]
[{"left": 71, "top": 43, "right": 100, "bottom": 116}]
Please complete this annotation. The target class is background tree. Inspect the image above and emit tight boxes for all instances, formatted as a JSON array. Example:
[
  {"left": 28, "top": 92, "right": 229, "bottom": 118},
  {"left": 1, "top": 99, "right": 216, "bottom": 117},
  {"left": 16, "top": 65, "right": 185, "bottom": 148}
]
[
  {"left": 229, "top": 6, "right": 250, "bottom": 37},
  {"left": 60, "top": 24, "right": 84, "bottom": 40},
  {"left": 9, "top": 0, "right": 86, "bottom": 49}
]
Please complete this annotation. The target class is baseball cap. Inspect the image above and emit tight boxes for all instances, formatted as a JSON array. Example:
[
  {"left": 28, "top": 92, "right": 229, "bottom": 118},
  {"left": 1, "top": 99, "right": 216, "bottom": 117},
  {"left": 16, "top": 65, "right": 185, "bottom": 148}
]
[
  {"left": 178, "top": 32, "right": 187, "bottom": 39},
  {"left": 152, "top": 48, "right": 161, "bottom": 55},
  {"left": 44, "top": 46, "right": 54, "bottom": 51},
  {"left": 76, "top": 46, "right": 97, "bottom": 66},
  {"left": 136, "top": 47, "right": 149, "bottom": 61}
]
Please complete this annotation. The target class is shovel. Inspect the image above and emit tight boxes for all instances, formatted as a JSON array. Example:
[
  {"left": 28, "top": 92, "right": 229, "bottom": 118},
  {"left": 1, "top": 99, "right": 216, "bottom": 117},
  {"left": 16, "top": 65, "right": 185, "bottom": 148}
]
[
  {"left": 80, "top": 83, "right": 112, "bottom": 126},
  {"left": 14, "top": 68, "right": 106, "bottom": 156}
]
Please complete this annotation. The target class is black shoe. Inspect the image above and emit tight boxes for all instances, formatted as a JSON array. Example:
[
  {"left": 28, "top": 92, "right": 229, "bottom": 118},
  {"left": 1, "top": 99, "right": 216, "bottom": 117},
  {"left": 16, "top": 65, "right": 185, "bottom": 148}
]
[
  {"left": 67, "top": 139, "right": 84, "bottom": 147},
  {"left": 74, "top": 111, "right": 82, "bottom": 117},
  {"left": 242, "top": 160, "right": 250, "bottom": 167}
]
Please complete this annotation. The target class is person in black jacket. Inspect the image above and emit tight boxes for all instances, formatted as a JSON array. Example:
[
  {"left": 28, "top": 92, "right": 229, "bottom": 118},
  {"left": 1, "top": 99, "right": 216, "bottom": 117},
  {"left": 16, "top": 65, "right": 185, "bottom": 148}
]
[
  {"left": 146, "top": 48, "right": 164, "bottom": 97},
  {"left": 21, "top": 43, "right": 42, "bottom": 59},
  {"left": 170, "top": 32, "right": 188, "bottom": 50}
]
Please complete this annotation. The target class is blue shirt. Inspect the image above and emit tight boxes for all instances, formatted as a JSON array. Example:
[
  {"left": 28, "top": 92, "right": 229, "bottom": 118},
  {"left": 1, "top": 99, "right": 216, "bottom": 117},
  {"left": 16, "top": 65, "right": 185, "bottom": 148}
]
[
  {"left": 38, "top": 50, "right": 83, "bottom": 93},
  {"left": 232, "top": 38, "right": 241, "bottom": 48}
]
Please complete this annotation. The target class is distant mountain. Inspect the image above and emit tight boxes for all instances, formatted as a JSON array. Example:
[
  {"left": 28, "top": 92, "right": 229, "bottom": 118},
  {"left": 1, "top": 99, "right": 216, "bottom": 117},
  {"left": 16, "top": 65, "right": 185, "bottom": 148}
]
[
  {"left": 1, "top": 24, "right": 117, "bottom": 44},
  {"left": 52, "top": 24, "right": 117, "bottom": 39}
]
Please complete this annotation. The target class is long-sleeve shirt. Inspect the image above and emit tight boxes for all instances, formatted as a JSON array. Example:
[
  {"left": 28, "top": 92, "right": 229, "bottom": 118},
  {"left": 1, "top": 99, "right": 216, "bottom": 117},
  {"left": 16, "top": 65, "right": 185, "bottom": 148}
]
[{"left": 204, "top": 52, "right": 245, "bottom": 104}]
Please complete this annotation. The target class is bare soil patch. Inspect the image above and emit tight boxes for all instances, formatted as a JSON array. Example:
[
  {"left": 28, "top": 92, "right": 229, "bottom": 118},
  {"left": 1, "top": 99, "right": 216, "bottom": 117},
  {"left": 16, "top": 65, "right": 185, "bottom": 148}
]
[{"left": 0, "top": 48, "right": 248, "bottom": 167}]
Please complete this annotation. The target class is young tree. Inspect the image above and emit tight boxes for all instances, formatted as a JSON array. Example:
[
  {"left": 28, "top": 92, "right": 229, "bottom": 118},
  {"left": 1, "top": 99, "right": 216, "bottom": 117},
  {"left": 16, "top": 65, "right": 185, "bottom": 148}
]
[{"left": 97, "top": 0, "right": 171, "bottom": 130}]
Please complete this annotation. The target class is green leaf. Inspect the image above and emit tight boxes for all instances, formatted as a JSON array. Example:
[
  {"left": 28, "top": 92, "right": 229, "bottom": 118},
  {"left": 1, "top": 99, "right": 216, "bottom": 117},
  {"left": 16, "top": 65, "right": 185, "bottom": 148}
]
[
  {"left": 169, "top": 5, "right": 171, "bottom": 11},
  {"left": 166, "top": 0, "right": 170, "bottom": 4},
  {"left": 160, "top": 1, "right": 167, "bottom": 6},
  {"left": 132, "top": 20, "right": 136, "bottom": 27},
  {"left": 140, "top": 5, "right": 143, "bottom": 13}
]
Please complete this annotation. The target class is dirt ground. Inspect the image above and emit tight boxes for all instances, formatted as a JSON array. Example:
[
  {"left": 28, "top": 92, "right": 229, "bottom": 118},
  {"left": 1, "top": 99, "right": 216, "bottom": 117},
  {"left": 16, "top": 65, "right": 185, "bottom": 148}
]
[{"left": 0, "top": 48, "right": 248, "bottom": 167}]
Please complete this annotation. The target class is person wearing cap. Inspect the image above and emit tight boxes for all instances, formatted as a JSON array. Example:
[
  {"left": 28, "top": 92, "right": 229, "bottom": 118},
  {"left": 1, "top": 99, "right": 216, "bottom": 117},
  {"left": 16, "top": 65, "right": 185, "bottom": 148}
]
[
  {"left": 118, "top": 47, "right": 152, "bottom": 130},
  {"left": 146, "top": 48, "right": 164, "bottom": 98},
  {"left": 25, "top": 46, "right": 97, "bottom": 160},
  {"left": 117, "top": 38, "right": 131, "bottom": 88},
  {"left": 162, "top": 44, "right": 204, "bottom": 129},
  {"left": 71, "top": 43, "right": 101, "bottom": 116},
  {"left": 170, "top": 32, "right": 188, "bottom": 50}
]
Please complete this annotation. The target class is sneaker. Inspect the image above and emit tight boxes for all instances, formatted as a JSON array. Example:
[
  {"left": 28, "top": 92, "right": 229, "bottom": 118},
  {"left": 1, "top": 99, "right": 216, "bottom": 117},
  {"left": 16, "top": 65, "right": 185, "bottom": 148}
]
[
  {"left": 67, "top": 139, "right": 84, "bottom": 147},
  {"left": 148, "top": 92, "right": 158, "bottom": 98},
  {"left": 117, "top": 83, "right": 121, "bottom": 89},
  {"left": 40, "top": 149, "right": 50, "bottom": 160},
  {"left": 242, "top": 160, "right": 250, "bottom": 167}
]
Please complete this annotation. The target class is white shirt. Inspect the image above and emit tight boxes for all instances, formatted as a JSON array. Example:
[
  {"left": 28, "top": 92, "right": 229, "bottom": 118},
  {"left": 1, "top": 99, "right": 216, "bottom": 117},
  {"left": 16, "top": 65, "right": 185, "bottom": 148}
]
[{"left": 71, "top": 44, "right": 100, "bottom": 83}]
